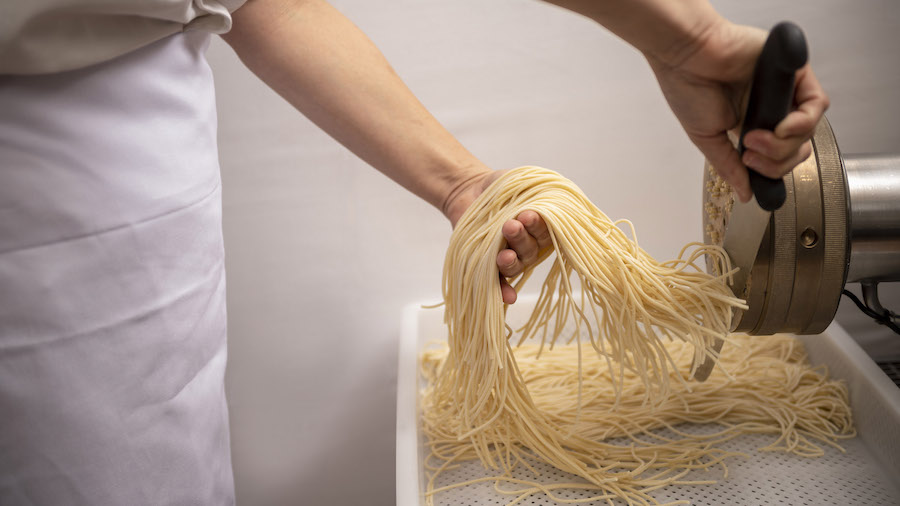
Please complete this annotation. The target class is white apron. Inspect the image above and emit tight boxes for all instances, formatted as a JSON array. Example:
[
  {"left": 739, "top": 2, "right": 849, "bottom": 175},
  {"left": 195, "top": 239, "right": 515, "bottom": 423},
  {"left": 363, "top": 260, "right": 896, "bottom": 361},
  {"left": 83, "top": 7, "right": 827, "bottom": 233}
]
[{"left": 0, "top": 32, "right": 234, "bottom": 505}]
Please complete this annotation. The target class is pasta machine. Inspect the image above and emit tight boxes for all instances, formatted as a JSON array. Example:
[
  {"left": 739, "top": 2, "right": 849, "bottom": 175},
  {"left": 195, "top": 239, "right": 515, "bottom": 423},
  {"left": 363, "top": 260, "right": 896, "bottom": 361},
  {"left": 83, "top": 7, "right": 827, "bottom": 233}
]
[
  {"left": 702, "top": 116, "right": 900, "bottom": 336},
  {"left": 693, "top": 21, "right": 899, "bottom": 381}
]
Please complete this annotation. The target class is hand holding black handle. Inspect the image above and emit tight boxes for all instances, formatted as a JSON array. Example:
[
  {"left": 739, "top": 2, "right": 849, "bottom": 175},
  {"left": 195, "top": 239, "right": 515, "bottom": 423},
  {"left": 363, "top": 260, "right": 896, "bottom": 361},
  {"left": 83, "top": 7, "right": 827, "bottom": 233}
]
[{"left": 738, "top": 21, "right": 808, "bottom": 212}]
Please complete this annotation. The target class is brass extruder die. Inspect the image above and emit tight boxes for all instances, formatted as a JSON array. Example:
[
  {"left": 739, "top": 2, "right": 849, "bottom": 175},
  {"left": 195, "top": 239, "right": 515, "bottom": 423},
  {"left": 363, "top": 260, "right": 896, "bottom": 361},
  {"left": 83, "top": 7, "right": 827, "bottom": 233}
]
[{"left": 703, "top": 116, "right": 850, "bottom": 335}]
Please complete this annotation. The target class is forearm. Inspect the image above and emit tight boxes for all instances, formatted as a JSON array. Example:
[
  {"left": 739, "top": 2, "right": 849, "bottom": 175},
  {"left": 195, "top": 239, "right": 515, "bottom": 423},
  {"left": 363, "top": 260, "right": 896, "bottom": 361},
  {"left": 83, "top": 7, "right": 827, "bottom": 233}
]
[
  {"left": 223, "top": 0, "right": 489, "bottom": 217},
  {"left": 543, "top": 0, "right": 723, "bottom": 65}
]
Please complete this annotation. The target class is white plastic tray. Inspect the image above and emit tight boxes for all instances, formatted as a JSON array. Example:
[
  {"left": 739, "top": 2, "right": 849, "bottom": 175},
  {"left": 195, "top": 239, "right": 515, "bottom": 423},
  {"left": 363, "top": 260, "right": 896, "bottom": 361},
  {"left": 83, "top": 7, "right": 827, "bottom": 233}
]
[{"left": 397, "top": 296, "right": 900, "bottom": 506}]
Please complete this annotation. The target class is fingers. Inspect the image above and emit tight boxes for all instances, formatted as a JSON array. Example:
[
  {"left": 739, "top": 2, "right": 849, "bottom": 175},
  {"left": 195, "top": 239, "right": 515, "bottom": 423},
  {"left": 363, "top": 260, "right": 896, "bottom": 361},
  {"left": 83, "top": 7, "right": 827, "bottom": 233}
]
[
  {"left": 499, "top": 275, "right": 517, "bottom": 305},
  {"left": 497, "top": 248, "right": 522, "bottom": 278},
  {"left": 742, "top": 130, "right": 809, "bottom": 164},
  {"left": 701, "top": 63, "right": 827, "bottom": 200},
  {"left": 501, "top": 219, "right": 538, "bottom": 266},
  {"left": 496, "top": 210, "right": 552, "bottom": 304},
  {"left": 517, "top": 210, "right": 552, "bottom": 249},
  {"left": 777, "top": 64, "right": 829, "bottom": 138},
  {"left": 496, "top": 218, "right": 536, "bottom": 278},
  {"left": 498, "top": 212, "right": 548, "bottom": 275},
  {"left": 741, "top": 137, "right": 813, "bottom": 179},
  {"left": 741, "top": 64, "right": 827, "bottom": 179}
]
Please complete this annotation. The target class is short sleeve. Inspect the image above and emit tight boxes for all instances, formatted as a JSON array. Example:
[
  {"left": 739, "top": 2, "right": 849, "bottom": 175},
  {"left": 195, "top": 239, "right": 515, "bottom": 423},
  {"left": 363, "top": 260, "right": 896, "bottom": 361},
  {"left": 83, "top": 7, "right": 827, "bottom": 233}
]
[{"left": 0, "top": 0, "right": 250, "bottom": 75}]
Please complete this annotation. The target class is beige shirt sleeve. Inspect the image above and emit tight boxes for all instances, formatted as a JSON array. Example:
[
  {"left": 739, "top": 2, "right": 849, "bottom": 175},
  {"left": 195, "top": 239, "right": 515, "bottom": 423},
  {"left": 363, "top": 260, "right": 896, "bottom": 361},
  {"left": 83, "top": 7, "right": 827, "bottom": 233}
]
[{"left": 0, "top": 0, "right": 248, "bottom": 75}]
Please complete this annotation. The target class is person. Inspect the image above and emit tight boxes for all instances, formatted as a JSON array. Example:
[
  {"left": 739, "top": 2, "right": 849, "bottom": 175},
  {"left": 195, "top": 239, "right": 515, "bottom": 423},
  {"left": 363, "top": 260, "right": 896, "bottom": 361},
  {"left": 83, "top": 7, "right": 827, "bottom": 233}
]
[{"left": 0, "top": 0, "right": 827, "bottom": 504}]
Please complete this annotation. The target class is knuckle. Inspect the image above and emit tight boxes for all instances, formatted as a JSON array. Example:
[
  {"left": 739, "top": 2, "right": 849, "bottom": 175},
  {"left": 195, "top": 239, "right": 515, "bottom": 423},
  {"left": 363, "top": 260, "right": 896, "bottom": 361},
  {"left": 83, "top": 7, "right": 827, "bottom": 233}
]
[
  {"left": 499, "top": 262, "right": 517, "bottom": 277},
  {"left": 517, "top": 210, "right": 537, "bottom": 227},
  {"left": 791, "top": 117, "right": 816, "bottom": 138},
  {"left": 766, "top": 139, "right": 798, "bottom": 162},
  {"left": 502, "top": 220, "right": 521, "bottom": 239}
]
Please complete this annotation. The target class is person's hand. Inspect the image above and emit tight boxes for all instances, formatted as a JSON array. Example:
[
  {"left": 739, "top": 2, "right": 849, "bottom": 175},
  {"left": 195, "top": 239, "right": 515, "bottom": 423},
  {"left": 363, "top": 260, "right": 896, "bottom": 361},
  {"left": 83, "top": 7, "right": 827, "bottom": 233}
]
[
  {"left": 646, "top": 20, "right": 829, "bottom": 202},
  {"left": 444, "top": 170, "right": 552, "bottom": 304}
]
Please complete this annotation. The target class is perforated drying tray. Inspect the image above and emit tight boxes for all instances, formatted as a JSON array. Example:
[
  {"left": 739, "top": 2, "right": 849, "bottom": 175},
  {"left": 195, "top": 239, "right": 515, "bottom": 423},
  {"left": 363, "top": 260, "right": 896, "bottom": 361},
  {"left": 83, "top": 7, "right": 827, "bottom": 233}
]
[{"left": 396, "top": 298, "right": 900, "bottom": 506}]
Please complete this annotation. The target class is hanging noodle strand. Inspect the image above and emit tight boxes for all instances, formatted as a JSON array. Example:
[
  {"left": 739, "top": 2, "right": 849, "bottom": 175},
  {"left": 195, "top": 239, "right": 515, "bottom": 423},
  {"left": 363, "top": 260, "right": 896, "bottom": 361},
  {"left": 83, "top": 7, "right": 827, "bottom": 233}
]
[{"left": 422, "top": 166, "right": 854, "bottom": 505}]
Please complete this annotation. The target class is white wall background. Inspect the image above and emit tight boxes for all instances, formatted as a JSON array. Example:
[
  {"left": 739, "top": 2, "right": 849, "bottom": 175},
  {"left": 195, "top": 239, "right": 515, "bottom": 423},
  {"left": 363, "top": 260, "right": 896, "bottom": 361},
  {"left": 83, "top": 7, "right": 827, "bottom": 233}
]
[{"left": 205, "top": 0, "right": 900, "bottom": 504}]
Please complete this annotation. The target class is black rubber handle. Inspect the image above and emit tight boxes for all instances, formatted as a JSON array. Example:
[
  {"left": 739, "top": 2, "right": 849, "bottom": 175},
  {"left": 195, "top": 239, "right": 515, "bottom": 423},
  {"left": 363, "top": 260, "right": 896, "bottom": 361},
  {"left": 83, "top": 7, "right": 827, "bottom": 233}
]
[{"left": 738, "top": 21, "right": 808, "bottom": 211}]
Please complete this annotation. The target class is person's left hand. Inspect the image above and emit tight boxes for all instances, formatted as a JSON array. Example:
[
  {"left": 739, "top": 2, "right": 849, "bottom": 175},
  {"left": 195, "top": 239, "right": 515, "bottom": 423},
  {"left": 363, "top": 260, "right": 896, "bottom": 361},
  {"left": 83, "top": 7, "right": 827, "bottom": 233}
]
[{"left": 444, "top": 170, "right": 553, "bottom": 304}]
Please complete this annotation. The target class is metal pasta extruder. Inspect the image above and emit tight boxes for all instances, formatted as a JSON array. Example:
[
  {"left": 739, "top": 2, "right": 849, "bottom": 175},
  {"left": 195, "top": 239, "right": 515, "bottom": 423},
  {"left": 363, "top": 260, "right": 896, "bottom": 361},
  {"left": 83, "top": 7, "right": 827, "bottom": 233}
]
[{"left": 694, "top": 22, "right": 900, "bottom": 381}]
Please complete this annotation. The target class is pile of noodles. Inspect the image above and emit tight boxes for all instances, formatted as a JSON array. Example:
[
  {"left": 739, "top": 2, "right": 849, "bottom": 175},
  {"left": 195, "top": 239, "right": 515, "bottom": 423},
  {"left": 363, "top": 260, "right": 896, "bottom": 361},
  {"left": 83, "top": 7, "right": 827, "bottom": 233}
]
[{"left": 422, "top": 166, "right": 853, "bottom": 505}]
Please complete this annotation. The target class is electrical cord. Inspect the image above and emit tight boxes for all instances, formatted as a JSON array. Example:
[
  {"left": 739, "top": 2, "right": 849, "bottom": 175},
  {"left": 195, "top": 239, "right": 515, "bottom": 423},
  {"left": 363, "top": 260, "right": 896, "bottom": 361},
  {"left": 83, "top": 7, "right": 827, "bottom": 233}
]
[{"left": 841, "top": 289, "right": 900, "bottom": 335}]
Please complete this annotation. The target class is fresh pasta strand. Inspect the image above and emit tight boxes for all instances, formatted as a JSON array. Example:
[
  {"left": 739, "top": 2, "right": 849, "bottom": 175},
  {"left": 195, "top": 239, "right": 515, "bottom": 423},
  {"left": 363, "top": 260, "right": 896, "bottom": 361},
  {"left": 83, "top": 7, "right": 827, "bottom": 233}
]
[
  {"left": 422, "top": 335, "right": 854, "bottom": 505},
  {"left": 422, "top": 166, "right": 854, "bottom": 505}
]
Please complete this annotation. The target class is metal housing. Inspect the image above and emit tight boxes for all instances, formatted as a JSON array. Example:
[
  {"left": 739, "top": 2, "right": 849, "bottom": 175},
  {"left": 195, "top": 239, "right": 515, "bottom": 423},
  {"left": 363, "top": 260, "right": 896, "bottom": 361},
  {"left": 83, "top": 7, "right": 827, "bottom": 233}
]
[{"left": 702, "top": 116, "right": 850, "bottom": 335}]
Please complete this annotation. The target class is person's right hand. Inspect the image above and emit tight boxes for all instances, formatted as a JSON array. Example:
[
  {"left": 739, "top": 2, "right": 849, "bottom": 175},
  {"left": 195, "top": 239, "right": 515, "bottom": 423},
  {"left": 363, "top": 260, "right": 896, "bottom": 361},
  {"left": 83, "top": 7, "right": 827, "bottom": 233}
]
[
  {"left": 443, "top": 170, "right": 553, "bottom": 305},
  {"left": 646, "top": 20, "right": 829, "bottom": 202}
]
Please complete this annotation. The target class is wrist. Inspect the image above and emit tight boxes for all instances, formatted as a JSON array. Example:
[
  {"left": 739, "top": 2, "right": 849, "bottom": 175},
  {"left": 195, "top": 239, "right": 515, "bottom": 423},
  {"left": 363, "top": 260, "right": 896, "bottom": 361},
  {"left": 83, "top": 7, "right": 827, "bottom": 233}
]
[
  {"left": 441, "top": 166, "right": 494, "bottom": 227},
  {"left": 640, "top": 6, "right": 726, "bottom": 69}
]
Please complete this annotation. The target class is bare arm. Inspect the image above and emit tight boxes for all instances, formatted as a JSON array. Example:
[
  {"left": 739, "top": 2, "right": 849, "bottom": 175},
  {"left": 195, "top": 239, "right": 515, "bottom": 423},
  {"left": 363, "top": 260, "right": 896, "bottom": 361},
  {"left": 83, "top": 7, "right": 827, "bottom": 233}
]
[
  {"left": 223, "top": 0, "right": 543, "bottom": 303},
  {"left": 221, "top": 0, "right": 827, "bottom": 304},
  {"left": 222, "top": 0, "right": 490, "bottom": 225},
  {"left": 544, "top": 0, "right": 829, "bottom": 202}
]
